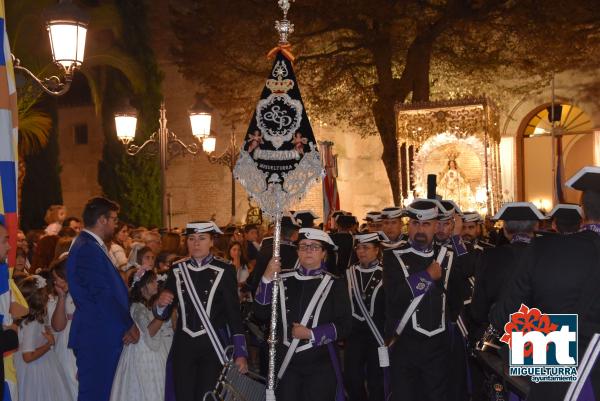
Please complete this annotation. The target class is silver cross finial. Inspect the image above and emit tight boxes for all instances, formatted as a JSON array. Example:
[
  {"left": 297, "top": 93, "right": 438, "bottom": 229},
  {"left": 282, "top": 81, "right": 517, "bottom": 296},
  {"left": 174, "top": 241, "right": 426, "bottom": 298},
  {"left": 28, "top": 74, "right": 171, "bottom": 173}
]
[{"left": 275, "top": 0, "right": 295, "bottom": 44}]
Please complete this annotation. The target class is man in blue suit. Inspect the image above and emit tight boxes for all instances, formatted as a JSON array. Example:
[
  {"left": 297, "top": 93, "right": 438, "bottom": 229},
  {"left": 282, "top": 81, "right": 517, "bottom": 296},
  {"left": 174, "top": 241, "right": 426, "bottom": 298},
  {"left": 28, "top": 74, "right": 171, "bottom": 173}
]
[{"left": 67, "top": 197, "right": 139, "bottom": 401}]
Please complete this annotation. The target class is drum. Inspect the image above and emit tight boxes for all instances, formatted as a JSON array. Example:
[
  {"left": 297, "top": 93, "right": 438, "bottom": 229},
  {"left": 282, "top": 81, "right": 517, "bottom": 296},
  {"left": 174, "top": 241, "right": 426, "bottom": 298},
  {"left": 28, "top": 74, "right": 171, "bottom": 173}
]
[
  {"left": 204, "top": 347, "right": 267, "bottom": 401},
  {"left": 474, "top": 325, "right": 530, "bottom": 399}
]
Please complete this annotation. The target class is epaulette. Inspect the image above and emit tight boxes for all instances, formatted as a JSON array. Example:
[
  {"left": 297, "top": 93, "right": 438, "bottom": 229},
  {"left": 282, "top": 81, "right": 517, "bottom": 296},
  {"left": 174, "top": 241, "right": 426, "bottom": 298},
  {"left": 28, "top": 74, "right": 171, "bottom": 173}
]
[
  {"left": 172, "top": 256, "right": 191, "bottom": 266},
  {"left": 478, "top": 239, "right": 495, "bottom": 248},
  {"left": 259, "top": 236, "right": 273, "bottom": 248},
  {"left": 211, "top": 255, "right": 233, "bottom": 267},
  {"left": 382, "top": 239, "right": 407, "bottom": 249},
  {"left": 279, "top": 269, "right": 297, "bottom": 279},
  {"left": 383, "top": 240, "right": 409, "bottom": 251},
  {"left": 324, "top": 271, "right": 343, "bottom": 280}
]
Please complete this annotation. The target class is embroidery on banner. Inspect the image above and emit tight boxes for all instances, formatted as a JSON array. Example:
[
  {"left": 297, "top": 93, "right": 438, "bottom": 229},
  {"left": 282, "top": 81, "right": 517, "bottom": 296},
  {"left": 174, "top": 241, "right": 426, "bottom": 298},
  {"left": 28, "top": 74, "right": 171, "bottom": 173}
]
[{"left": 255, "top": 60, "right": 303, "bottom": 149}]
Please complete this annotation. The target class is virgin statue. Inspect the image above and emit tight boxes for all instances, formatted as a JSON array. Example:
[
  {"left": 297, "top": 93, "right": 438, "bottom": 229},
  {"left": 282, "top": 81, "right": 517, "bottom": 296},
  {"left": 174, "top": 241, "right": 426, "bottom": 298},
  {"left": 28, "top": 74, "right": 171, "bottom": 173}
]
[{"left": 437, "top": 156, "right": 474, "bottom": 210}]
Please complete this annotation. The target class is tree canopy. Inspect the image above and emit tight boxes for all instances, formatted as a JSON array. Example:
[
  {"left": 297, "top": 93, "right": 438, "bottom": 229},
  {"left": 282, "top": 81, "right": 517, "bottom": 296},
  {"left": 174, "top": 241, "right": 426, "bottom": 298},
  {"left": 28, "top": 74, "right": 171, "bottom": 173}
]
[{"left": 173, "top": 0, "right": 600, "bottom": 204}]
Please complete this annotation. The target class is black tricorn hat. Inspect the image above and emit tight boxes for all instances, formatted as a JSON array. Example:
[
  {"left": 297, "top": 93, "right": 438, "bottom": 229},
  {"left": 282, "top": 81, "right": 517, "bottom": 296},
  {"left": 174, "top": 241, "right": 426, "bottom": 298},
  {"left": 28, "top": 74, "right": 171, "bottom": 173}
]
[
  {"left": 293, "top": 210, "right": 319, "bottom": 228},
  {"left": 336, "top": 215, "right": 358, "bottom": 227},
  {"left": 566, "top": 166, "right": 600, "bottom": 192},
  {"left": 492, "top": 202, "right": 547, "bottom": 221},
  {"left": 547, "top": 204, "right": 583, "bottom": 223},
  {"left": 405, "top": 199, "right": 443, "bottom": 221}
]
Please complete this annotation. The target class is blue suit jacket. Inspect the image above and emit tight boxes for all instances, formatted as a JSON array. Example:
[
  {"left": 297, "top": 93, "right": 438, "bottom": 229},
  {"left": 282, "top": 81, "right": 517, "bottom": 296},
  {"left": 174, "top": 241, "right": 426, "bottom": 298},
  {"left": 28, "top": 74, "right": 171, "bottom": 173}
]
[{"left": 67, "top": 231, "right": 133, "bottom": 350}]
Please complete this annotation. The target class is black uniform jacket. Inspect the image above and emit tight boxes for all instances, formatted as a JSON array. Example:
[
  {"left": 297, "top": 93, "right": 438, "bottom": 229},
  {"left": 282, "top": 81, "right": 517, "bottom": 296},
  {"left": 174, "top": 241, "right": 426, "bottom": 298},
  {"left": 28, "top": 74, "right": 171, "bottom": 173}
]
[
  {"left": 383, "top": 241, "right": 463, "bottom": 339},
  {"left": 471, "top": 241, "right": 531, "bottom": 326},
  {"left": 247, "top": 238, "right": 298, "bottom": 294},
  {"left": 254, "top": 268, "right": 352, "bottom": 367},
  {"left": 160, "top": 256, "right": 245, "bottom": 338},
  {"left": 346, "top": 261, "right": 385, "bottom": 338},
  {"left": 330, "top": 232, "right": 354, "bottom": 275},
  {"left": 491, "top": 230, "right": 600, "bottom": 342}
]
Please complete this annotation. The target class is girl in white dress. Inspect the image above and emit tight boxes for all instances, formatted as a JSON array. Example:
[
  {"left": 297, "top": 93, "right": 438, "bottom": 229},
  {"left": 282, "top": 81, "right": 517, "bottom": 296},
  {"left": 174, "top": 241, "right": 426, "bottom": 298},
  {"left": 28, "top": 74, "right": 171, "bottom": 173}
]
[
  {"left": 110, "top": 267, "right": 174, "bottom": 401},
  {"left": 48, "top": 256, "right": 78, "bottom": 399},
  {"left": 15, "top": 275, "right": 74, "bottom": 401}
]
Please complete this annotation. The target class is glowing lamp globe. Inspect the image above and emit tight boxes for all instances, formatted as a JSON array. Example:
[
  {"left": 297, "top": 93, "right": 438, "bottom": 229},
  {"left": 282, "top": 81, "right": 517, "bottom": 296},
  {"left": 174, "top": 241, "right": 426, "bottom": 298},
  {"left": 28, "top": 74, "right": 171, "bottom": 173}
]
[
  {"left": 189, "top": 112, "right": 212, "bottom": 139},
  {"left": 202, "top": 136, "right": 216, "bottom": 153},
  {"left": 45, "top": 1, "right": 89, "bottom": 74},
  {"left": 114, "top": 113, "right": 138, "bottom": 144}
]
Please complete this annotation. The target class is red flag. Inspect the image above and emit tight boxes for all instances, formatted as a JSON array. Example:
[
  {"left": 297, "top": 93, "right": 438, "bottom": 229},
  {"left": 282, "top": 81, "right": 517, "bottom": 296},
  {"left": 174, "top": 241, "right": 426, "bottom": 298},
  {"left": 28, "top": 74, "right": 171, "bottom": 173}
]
[{"left": 320, "top": 141, "right": 339, "bottom": 230}]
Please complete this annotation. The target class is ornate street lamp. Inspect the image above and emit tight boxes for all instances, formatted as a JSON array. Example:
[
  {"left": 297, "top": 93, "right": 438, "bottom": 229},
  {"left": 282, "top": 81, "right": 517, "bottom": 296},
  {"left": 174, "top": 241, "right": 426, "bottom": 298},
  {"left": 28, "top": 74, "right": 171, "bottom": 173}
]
[
  {"left": 13, "top": 0, "right": 89, "bottom": 96},
  {"left": 114, "top": 99, "right": 241, "bottom": 228}
]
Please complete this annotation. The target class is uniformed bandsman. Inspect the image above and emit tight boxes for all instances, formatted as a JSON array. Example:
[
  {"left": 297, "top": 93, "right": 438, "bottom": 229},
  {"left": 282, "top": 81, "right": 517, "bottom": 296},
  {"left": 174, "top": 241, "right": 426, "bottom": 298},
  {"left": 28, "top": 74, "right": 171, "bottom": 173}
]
[
  {"left": 383, "top": 199, "right": 465, "bottom": 401},
  {"left": 330, "top": 210, "right": 350, "bottom": 232},
  {"left": 344, "top": 232, "right": 387, "bottom": 401},
  {"left": 435, "top": 200, "right": 463, "bottom": 246},
  {"left": 380, "top": 206, "right": 406, "bottom": 247},
  {"left": 471, "top": 202, "right": 546, "bottom": 327},
  {"left": 154, "top": 221, "right": 248, "bottom": 401},
  {"left": 491, "top": 166, "right": 600, "bottom": 401},
  {"left": 470, "top": 203, "right": 543, "bottom": 399},
  {"left": 247, "top": 215, "right": 301, "bottom": 294},
  {"left": 547, "top": 203, "right": 583, "bottom": 234},
  {"left": 293, "top": 210, "right": 319, "bottom": 228},
  {"left": 255, "top": 228, "right": 352, "bottom": 401},
  {"left": 461, "top": 211, "right": 494, "bottom": 247},
  {"left": 364, "top": 211, "right": 383, "bottom": 233},
  {"left": 331, "top": 214, "right": 359, "bottom": 274},
  {"left": 433, "top": 199, "right": 473, "bottom": 401}
]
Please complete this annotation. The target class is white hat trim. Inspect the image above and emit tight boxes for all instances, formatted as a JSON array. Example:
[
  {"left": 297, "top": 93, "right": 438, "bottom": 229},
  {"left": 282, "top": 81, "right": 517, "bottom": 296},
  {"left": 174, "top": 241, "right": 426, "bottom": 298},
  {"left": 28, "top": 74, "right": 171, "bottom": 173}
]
[
  {"left": 565, "top": 166, "right": 600, "bottom": 189},
  {"left": 491, "top": 202, "right": 547, "bottom": 221},
  {"left": 406, "top": 198, "right": 443, "bottom": 220},
  {"left": 186, "top": 221, "right": 224, "bottom": 234},
  {"left": 548, "top": 204, "right": 583, "bottom": 218},
  {"left": 462, "top": 212, "right": 482, "bottom": 223},
  {"left": 354, "top": 232, "right": 381, "bottom": 244},
  {"left": 299, "top": 228, "right": 336, "bottom": 249},
  {"left": 381, "top": 208, "right": 404, "bottom": 219}
]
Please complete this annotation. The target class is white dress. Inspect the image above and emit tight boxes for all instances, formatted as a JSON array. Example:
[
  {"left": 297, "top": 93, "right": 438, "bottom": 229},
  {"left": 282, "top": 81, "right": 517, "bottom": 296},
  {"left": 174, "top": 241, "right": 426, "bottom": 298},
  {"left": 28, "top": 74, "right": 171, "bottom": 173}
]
[
  {"left": 14, "top": 320, "right": 75, "bottom": 401},
  {"left": 110, "top": 303, "right": 174, "bottom": 401},
  {"left": 47, "top": 294, "right": 78, "bottom": 399},
  {"left": 109, "top": 242, "right": 129, "bottom": 271}
]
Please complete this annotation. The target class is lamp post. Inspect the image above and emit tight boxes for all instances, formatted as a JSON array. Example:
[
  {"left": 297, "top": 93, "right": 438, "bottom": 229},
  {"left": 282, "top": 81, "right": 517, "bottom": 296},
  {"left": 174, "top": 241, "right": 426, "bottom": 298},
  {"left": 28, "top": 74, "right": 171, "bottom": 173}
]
[
  {"left": 115, "top": 100, "right": 240, "bottom": 228},
  {"left": 13, "top": 0, "right": 88, "bottom": 96},
  {"left": 206, "top": 125, "right": 240, "bottom": 220}
]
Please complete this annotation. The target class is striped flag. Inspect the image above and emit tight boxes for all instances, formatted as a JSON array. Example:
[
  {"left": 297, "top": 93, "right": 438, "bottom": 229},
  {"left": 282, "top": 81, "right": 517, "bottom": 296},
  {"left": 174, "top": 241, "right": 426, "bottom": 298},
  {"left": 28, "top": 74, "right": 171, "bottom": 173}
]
[
  {"left": 320, "top": 141, "right": 340, "bottom": 230},
  {"left": 0, "top": 2, "right": 21, "bottom": 400}
]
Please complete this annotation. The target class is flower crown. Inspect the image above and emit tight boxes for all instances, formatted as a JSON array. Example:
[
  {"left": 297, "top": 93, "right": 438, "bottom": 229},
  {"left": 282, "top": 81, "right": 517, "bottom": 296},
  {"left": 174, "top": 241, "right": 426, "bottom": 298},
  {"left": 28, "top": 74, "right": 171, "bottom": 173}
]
[{"left": 31, "top": 275, "right": 47, "bottom": 289}]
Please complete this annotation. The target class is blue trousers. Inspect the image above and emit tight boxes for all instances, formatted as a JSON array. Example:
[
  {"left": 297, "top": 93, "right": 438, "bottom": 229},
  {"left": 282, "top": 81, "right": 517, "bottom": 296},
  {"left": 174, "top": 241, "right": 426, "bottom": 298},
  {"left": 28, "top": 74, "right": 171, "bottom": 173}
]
[{"left": 75, "top": 345, "right": 123, "bottom": 401}]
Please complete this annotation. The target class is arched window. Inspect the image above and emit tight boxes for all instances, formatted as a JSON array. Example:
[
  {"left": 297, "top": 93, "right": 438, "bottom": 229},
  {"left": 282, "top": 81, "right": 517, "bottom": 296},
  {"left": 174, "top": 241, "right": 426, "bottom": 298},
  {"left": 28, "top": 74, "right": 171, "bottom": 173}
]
[{"left": 517, "top": 103, "right": 594, "bottom": 208}]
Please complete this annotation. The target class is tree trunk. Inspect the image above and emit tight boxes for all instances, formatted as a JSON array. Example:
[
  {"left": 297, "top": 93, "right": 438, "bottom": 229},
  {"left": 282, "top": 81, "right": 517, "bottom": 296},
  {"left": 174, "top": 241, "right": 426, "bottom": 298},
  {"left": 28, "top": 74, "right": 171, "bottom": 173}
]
[
  {"left": 372, "top": 98, "right": 400, "bottom": 205},
  {"left": 371, "top": 26, "right": 437, "bottom": 205},
  {"left": 371, "top": 23, "right": 402, "bottom": 206}
]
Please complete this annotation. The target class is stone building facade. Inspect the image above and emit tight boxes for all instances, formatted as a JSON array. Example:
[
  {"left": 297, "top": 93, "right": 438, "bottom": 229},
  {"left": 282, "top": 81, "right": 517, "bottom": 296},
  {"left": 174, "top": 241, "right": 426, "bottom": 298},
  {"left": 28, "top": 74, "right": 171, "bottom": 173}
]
[{"left": 55, "top": 2, "right": 600, "bottom": 227}]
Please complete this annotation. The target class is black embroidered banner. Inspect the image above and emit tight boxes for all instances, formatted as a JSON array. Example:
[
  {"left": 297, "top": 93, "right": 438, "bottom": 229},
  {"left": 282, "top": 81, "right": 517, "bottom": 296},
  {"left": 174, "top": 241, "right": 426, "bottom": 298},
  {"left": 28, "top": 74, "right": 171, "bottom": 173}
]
[{"left": 234, "top": 51, "right": 322, "bottom": 216}]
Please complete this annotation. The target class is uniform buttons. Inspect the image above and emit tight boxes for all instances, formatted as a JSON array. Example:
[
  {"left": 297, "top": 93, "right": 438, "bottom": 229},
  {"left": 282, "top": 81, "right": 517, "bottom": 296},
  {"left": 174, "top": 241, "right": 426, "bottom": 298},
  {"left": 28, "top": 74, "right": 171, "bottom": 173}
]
[
  {"left": 204, "top": 290, "right": 208, "bottom": 294},
  {"left": 209, "top": 279, "right": 214, "bottom": 284}
]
